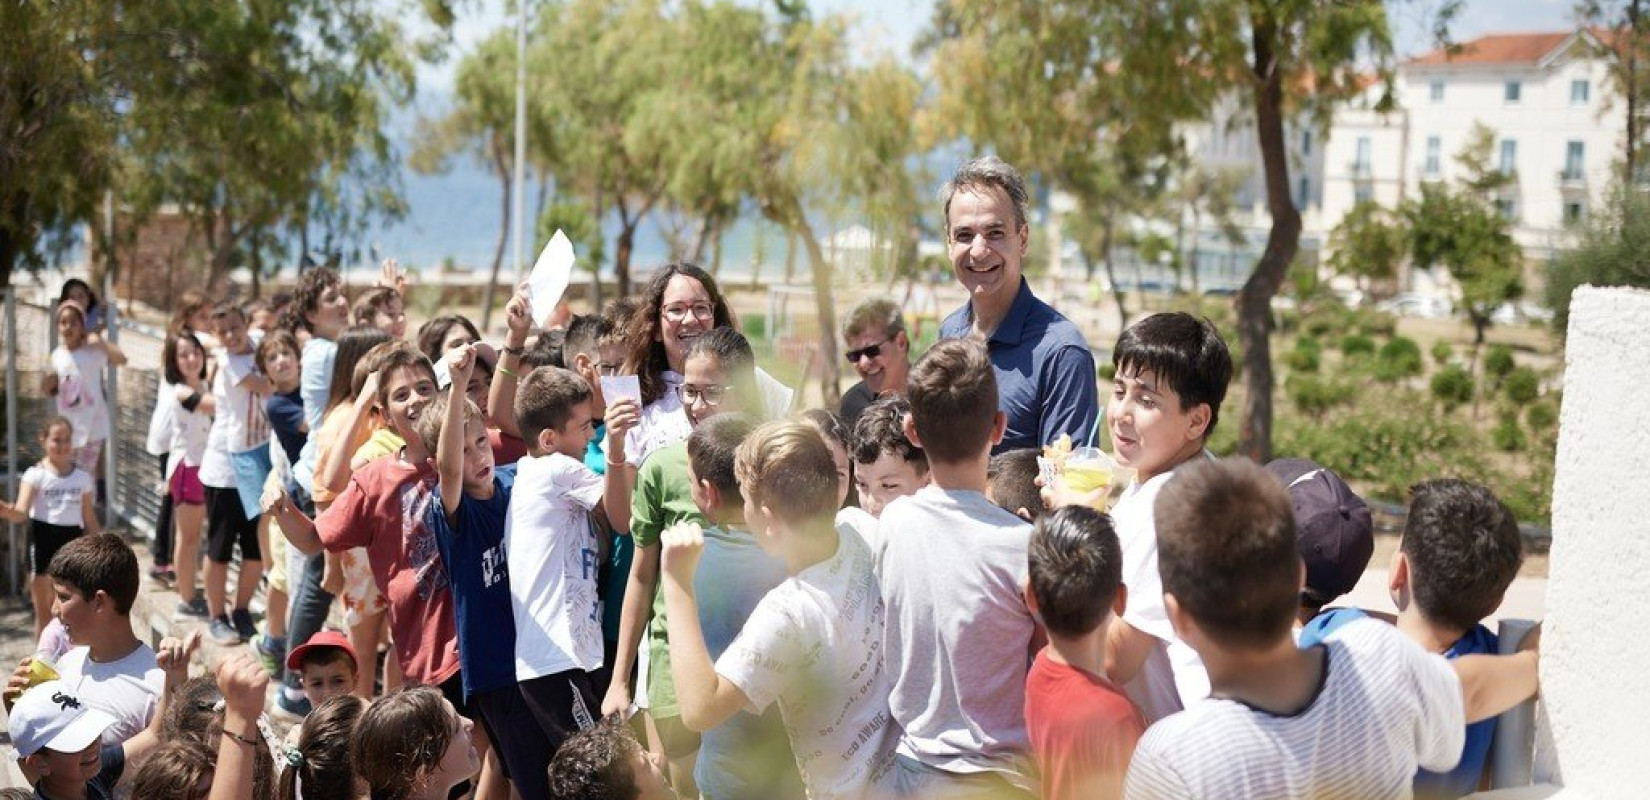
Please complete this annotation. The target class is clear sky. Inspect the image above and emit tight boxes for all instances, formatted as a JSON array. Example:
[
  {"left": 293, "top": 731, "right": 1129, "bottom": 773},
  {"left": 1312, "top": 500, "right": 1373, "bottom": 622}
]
[{"left": 417, "top": 0, "right": 1580, "bottom": 97}]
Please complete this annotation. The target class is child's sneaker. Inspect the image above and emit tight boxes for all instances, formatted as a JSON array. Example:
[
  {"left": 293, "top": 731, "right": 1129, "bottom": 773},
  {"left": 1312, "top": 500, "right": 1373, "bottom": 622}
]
[
  {"left": 175, "top": 595, "right": 209, "bottom": 618},
  {"left": 209, "top": 616, "right": 243, "bottom": 645},
  {"left": 148, "top": 565, "right": 176, "bottom": 587},
  {"left": 231, "top": 609, "right": 258, "bottom": 641},
  {"left": 255, "top": 633, "right": 287, "bottom": 675},
  {"left": 276, "top": 687, "right": 312, "bottom": 718}
]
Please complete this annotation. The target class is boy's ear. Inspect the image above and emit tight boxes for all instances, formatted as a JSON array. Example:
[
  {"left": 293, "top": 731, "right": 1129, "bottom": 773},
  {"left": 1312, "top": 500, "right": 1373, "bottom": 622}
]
[
  {"left": 901, "top": 413, "right": 924, "bottom": 450},
  {"left": 1388, "top": 550, "right": 1409, "bottom": 593},
  {"left": 698, "top": 479, "right": 721, "bottom": 513},
  {"left": 1013, "top": 507, "right": 1033, "bottom": 523},
  {"left": 536, "top": 427, "right": 557, "bottom": 453},
  {"left": 572, "top": 352, "right": 594, "bottom": 373},
  {"left": 1113, "top": 582, "right": 1128, "bottom": 618},
  {"left": 1022, "top": 581, "right": 1040, "bottom": 618},
  {"left": 1164, "top": 592, "right": 1196, "bottom": 643},
  {"left": 1184, "top": 402, "right": 1212, "bottom": 441},
  {"left": 989, "top": 411, "right": 1008, "bottom": 447}
]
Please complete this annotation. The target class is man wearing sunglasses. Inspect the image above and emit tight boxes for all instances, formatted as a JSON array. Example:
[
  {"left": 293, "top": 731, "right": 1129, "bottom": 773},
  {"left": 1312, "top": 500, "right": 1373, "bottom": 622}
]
[
  {"left": 938, "top": 155, "right": 1099, "bottom": 454},
  {"left": 839, "top": 299, "right": 912, "bottom": 430}
]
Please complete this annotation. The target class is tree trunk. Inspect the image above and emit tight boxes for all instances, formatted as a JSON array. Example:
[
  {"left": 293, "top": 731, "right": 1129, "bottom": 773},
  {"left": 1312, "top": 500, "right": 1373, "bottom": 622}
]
[
  {"left": 795, "top": 216, "right": 842, "bottom": 408},
  {"left": 783, "top": 229, "right": 798, "bottom": 284},
  {"left": 615, "top": 221, "right": 637, "bottom": 299},
  {"left": 1629, "top": 0, "right": 1642, "bottom": 183},
  {"left": 1236, "top": 15, "right": 1303, "bottom": 464},
  {"left": 709, "top": 219, "right": 724, "bottom": 277},
  {"left": 1099, "top": 217, "right": 1128, "bottom": 331},
  {"left": 481, "top": 146, "right": 512, "bottom": 333}
]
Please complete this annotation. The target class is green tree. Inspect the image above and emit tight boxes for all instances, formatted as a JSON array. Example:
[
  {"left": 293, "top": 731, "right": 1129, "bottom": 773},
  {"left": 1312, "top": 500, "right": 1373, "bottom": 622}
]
[
  {"left": 1403, "top": 182, "right": 1522, "bottom": 346},
  {"left": 1326, "top": 201, "right": 1406, "bottom": 299},
  {"left": 1577, "top": 2, "right": 1650, "bottom": 180},
  {"left": 1545, "top": 183, "right": 1650, "bottom": 332}
]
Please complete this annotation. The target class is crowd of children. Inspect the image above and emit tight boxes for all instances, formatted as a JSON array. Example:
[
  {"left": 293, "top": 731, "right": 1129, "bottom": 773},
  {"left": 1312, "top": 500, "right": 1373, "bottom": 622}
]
[{"left": 2, "top": 256, "right": 1545, "bottom": 800}]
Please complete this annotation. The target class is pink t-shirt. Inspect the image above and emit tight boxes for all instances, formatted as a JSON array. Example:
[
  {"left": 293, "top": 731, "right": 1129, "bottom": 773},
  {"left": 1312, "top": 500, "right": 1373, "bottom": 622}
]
[
  {"left": 1025, "top": 648, "right": 1147, "bottom": 800},
  {"left": 317, "top": 454, "right": 460, "bottom": 687}
]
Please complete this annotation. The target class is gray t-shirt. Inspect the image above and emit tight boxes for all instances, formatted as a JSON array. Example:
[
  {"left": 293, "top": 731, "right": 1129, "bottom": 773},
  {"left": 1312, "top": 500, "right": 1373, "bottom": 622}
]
[{"left": 874, "top": 485, "right": 1036, "bottom": 787}]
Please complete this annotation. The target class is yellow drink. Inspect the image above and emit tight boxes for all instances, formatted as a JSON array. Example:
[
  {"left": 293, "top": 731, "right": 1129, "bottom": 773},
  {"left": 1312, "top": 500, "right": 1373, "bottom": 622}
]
[
  {"left": 1063, "top": 460, "right": 1113, "bottom": 493},
  {"left": 25, "top": 657, "right": 58, "bottom": 688}
]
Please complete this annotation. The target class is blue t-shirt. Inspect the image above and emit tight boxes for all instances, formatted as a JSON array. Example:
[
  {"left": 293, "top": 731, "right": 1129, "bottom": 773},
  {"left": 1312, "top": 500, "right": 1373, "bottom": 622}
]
[
  {"left": 429, "top": 464, "right": 517, "bottom": 700},
  {"left": 692, "top": 524, "right": 801, "bottom": 800},
  {"left": 939, "top": 278, "right": 1099, "bottom": 453},
  {"left": 266, "top": 389, "right": 307, "bottom": 465},
  {"left": 1300, "top": 608, "right": 1499, "bottom": 798}
]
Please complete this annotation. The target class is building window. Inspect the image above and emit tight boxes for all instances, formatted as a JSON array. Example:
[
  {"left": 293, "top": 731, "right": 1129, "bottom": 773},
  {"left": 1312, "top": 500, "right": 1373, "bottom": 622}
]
[
  {"left": 1425, "top": 136, "right": 1442, "bottom": 176},
  {"left": 1565, "top": 141, "right": 1586, "bottom": 180},
  {"left": 1499, "top": 139, "right": 1518, "bottom": 177},
  {"left": 1495, "top": 197, "right": 1518, "bottom": 222},
  {"left": 1430, "top": 80, "right": 1445, "bottom": 103},
  {"left": 1301, "top": 129, "right": 1312, "bottom": 155},
  {"left": 1354, "top": 136, "right": 1372, "bottom": 174},
  {"left": 1354, "top": 185, "right": 1373, "bottom": 204},
  {"left": 1297, "top": 176, "right": 1311, "bottom": 207},
  {"left": 1505, "top": 80, "right": 1522, "bottom": 103},
  {"left": 1572, "top": 79, "right": 1590, "bottom": 105},
  {"left": 1565, "top": 201, "right": 1585, "bottom": 222}
]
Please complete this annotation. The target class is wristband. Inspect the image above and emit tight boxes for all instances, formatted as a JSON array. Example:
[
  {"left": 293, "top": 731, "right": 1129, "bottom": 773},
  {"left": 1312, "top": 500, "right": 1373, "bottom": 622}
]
[
  {"left": 497, "top": 365, "right": 519, "bottom": 379},
  {"left": 223, "top": 728, "right": 259, "bottom": 747},
  {"left": 502, "top": 345, "right": 524, "bottom": 356}
]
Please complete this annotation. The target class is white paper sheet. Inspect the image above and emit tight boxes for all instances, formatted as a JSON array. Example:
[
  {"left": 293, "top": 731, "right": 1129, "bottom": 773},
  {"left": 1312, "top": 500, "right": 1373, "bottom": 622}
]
[
  {"left": 599, "top": 375, "right": 642, "bottom": 408},
  {"left": 527, "top": 230, "right": 576, "bottom": 327}
]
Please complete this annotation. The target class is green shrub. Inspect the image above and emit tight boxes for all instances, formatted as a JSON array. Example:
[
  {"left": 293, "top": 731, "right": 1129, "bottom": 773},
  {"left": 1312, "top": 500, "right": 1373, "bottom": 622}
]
[
  {"left": 1493, "top": 410, "right": 1527, "bottom": 452},
  {"left": 1275, "top": 387, "right": 1490, "bottom": 502},
  {"left": 1430, "top": 339, "right": 1453, "bottom": 365},
  {"left": 1484, "top": 344, "right": 1516, "bottom": 380},
  {"left": 1504, "top": 367, "right": 1540, "bottom": 404},
  {"left": 1340, "top": 334, "right": 1376, "bottom": 358},
  {"left": 1527, "top": 401, "right": 1558, "bottom": 432},
  {"left": 1304, "top": 313, "right": 1338, "bottom": 338},
  {"left": 1288, "top": 375, "right": 1356, "bottom": 416},
  {"left": 1430, "top": 365, "right": 1474, "bottom": 410},
  {"left": 1352, "top": 308, "right": 1398, "bottom": 337},
  {"left": 1288, "top": 337, "right": 1322, "bottom": 373},
  {"left": 1374, "top": 336, "right": 1424, "bottom": 382}
]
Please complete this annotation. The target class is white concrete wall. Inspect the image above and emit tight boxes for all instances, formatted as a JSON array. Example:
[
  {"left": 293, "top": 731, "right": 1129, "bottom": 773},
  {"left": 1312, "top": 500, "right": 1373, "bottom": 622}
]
[{"left": 1541, "top": 285, "right": 1650, "bottom": 796}]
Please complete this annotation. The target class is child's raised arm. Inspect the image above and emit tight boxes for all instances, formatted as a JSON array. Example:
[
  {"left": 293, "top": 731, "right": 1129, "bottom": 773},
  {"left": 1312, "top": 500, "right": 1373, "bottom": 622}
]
[
  {"left": 1453, "top": 626, "right": 1540, "bottom": 723},
  {"left": 118, "top": 631, "right": 201, "bottom": 782},
  {"left": 319, "top": 370, "right": 383, "bottom": 496},
  {"left": 659, "top": 523, "right": 750, "bottom": 732},
  {"left": 264, "top": 489, "right": 323, "bottom": 556},
  {"left": 208, "top": 653, "right": 267, "bottom": 800},
  {"left": 488, "top": 287, "right": 532, "bottom": 439},
  {"left": 437, "top": 345, "right": 478, "bottom": 520},
  {"left": 599, "top": 397, "right": 640, "bottom": 533}
]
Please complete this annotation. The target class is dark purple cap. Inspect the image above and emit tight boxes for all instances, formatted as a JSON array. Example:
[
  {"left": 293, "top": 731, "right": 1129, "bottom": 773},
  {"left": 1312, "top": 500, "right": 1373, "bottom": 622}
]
[{"left": 1266, "top": 458, "right": 1374, "bottom": 606}]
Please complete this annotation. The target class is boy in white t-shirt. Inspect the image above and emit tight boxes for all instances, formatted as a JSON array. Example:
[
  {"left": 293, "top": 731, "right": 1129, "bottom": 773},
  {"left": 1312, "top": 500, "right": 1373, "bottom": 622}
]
[
  {"left": 1093, "top": 312, "right": 1231, "bottom": 723},
  {"left": 198, "top": 304, "right": 273, "bottom": 646},
  {"left": 503, "top": 354, "right": 635, "bottom": 757},
  {"left": 1123, "top": 459, "right": 1540, "bottom": 799},
  {"left": 662, "top": 419, "right": 895, "bottom": 800},
  {"left": 876, "top": 339, "right": 1038, "bottom": 798},
  {"left": 4, "top": 534, "right": 163, "bottom": 747}
]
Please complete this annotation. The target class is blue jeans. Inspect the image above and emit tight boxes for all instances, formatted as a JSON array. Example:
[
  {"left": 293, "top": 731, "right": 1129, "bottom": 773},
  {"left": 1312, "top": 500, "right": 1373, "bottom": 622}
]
[{"left": 283, "top": 486, "right": 334, "bottom": 690}]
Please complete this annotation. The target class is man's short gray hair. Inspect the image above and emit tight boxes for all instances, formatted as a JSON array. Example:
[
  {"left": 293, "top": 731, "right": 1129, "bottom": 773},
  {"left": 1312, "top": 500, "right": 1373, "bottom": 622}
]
[
  {"left": 843, "top": 299, "right": 905, "bottom": 341},
  {"left": 941, "top": 155, "right": 1030, "bottom": 232}
]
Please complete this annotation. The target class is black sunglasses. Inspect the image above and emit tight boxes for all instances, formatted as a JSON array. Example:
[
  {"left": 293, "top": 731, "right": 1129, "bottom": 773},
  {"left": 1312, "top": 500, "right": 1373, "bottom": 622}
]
[{"left": 845, "top": 335, "right": 896, "bottom": 364}]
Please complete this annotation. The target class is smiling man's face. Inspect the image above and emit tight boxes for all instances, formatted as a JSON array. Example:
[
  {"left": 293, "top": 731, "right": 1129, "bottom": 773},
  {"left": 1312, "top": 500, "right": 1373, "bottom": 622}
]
[{"left": 947, "top": 185, "right": 1027, "bottom": 312}]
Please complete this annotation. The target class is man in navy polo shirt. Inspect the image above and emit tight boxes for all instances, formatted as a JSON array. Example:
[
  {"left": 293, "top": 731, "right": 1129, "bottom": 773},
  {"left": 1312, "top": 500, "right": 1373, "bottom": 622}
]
[{"left": 938, "top": 156, "right": 1099, "bottom": 453}]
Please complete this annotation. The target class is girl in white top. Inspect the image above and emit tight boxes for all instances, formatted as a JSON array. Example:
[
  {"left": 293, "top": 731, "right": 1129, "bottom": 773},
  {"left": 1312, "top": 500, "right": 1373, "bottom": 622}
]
[
  {"left": 0, "top": 417, "right": 99, "bottom": 638},
  {"left": 161, "top": 328, "right": 217, "bottom": 616},
  {"left": 44, "top": 299, "right": 126, "bottom": 473}
]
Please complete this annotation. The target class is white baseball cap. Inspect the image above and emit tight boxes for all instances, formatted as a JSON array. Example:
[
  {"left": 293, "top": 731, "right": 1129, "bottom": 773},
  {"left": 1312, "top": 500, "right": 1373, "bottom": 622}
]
[{"left": 8, "top": 680, "right": 115, "bottom": 756}]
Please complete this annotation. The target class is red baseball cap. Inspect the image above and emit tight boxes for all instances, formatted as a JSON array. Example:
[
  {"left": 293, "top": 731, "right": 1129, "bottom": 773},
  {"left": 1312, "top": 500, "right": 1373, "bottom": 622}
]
[{"left": 285, "top": 630, "right": 359, "bottom": 672}]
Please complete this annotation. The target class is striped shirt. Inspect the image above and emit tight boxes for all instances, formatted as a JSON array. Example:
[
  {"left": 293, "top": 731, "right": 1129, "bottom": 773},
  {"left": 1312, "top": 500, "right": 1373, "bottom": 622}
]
[{"left": 1125, "top": 619, "right": 1464, "bottom": 800}]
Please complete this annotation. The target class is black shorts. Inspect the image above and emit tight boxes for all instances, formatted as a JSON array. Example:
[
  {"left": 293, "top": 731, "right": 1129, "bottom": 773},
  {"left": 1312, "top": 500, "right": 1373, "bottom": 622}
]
[
  {"left": 519, "top": 669, "right": 599, "bottom": 755},
  {"left": 30, "top": 521, "right": 83, "bottom": 576},
  {"left": 204, "top": 485, "right": 260, "bottom": 564},
  {"left": 474, "top": 685, "right": 555, "bottom": 800}
]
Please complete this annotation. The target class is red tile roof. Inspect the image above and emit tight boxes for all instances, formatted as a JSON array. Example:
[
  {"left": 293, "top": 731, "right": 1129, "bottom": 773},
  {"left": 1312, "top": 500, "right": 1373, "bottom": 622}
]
[{"left": 1406, "top": 31, "right": 1595, "bottom": 67}]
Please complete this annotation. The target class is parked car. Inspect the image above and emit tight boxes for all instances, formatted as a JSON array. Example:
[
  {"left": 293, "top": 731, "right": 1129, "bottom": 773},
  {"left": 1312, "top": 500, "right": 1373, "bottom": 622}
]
[{"left": 1377, "top": 293, "right": 1453, "bottom": 319}]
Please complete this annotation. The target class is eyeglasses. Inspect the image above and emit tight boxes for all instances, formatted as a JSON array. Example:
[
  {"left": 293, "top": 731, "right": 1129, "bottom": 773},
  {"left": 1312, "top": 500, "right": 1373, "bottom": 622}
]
[
  {"left": 845, "top": 335, "right": 897, "bottom": 364},
  {"left": 661, "top": 303, "right": 716, "bottom": 323},
  {"left": 597, "top": 362, "right": 621, "bottom": 376},
  {"left": 677, "top": 384, "right": 733, "bottom": 406}
]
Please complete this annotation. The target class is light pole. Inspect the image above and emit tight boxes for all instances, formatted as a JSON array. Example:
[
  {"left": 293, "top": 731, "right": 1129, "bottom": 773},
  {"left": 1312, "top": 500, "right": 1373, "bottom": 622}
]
[{"left": 512, "top": 0, "right": 530, "bottom": 288}]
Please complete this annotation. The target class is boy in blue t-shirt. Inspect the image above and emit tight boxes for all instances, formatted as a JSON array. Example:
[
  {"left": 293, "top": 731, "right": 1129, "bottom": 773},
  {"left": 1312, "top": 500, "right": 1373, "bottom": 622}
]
[
  {"left": 421, "top": 344, "right": 553, "bottom": 800},
  {"left": 1297, "top": 478, "right": 1528, "bottom": 798}
]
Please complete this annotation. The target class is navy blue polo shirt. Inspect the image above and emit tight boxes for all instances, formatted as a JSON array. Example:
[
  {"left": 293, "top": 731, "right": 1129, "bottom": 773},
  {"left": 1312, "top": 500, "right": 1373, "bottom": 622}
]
[
  {"left": 940, "top": 278, "right": 1099, "bottom": 453},
  {"left": 428, "top": 464, "right": 517, "bottom": 700}
]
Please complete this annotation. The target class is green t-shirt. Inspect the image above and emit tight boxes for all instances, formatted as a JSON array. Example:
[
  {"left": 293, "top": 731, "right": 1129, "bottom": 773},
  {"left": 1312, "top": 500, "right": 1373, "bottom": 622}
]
[{"left": 629, "top": 441, "right": 705, "bottom": 717}]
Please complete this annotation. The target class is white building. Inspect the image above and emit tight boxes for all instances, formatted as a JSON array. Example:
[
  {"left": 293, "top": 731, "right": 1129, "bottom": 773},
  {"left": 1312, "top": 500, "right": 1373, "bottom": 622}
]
[{"left": 1320, "top": 30, "right": 1624, "bottom": 259}]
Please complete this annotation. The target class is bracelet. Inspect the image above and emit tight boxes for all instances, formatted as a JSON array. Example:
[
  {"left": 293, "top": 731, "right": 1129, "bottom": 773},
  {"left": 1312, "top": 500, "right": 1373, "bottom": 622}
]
[
  {"left": 223, "top": 728, "right": 259, "bottom": 747},
  {"left": 606, "top": 455, "right": 627, "bottom": 467},
  {"left": 502, "top": 345, "right": 524, "bottom": 356},
  {"left": 497, "top": 365, "right": 519, "bottom": 379}
]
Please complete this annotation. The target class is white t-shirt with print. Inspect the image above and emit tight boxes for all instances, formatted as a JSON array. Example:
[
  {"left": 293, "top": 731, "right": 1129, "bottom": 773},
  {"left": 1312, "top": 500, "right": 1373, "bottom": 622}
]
[
  {"left": 717, "top": 520, "right": 896, "bottom": 800},
  {"left": 1109, "top": 453, "right": 1215, "bottom": 723},
  {"left": 622, "top": 368, "right": 795, "bottom": 468},
  {"left": 21, "top": 464, "right": 94, "bottom": 526},
  {"left": 506, "top": 452, "right": 607, "bottom": 679},
  {"left": 161, "top": 383, "right": 212, "bottom": 478},
  {"left": 56, "top": 643, "right": 166, "bottom": 746},
  {"left": 51, "top": 346, "right": 109, "bottom": 446},
  {"left": 198, "top": 349, "right": 269, "bottom": 487}
]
